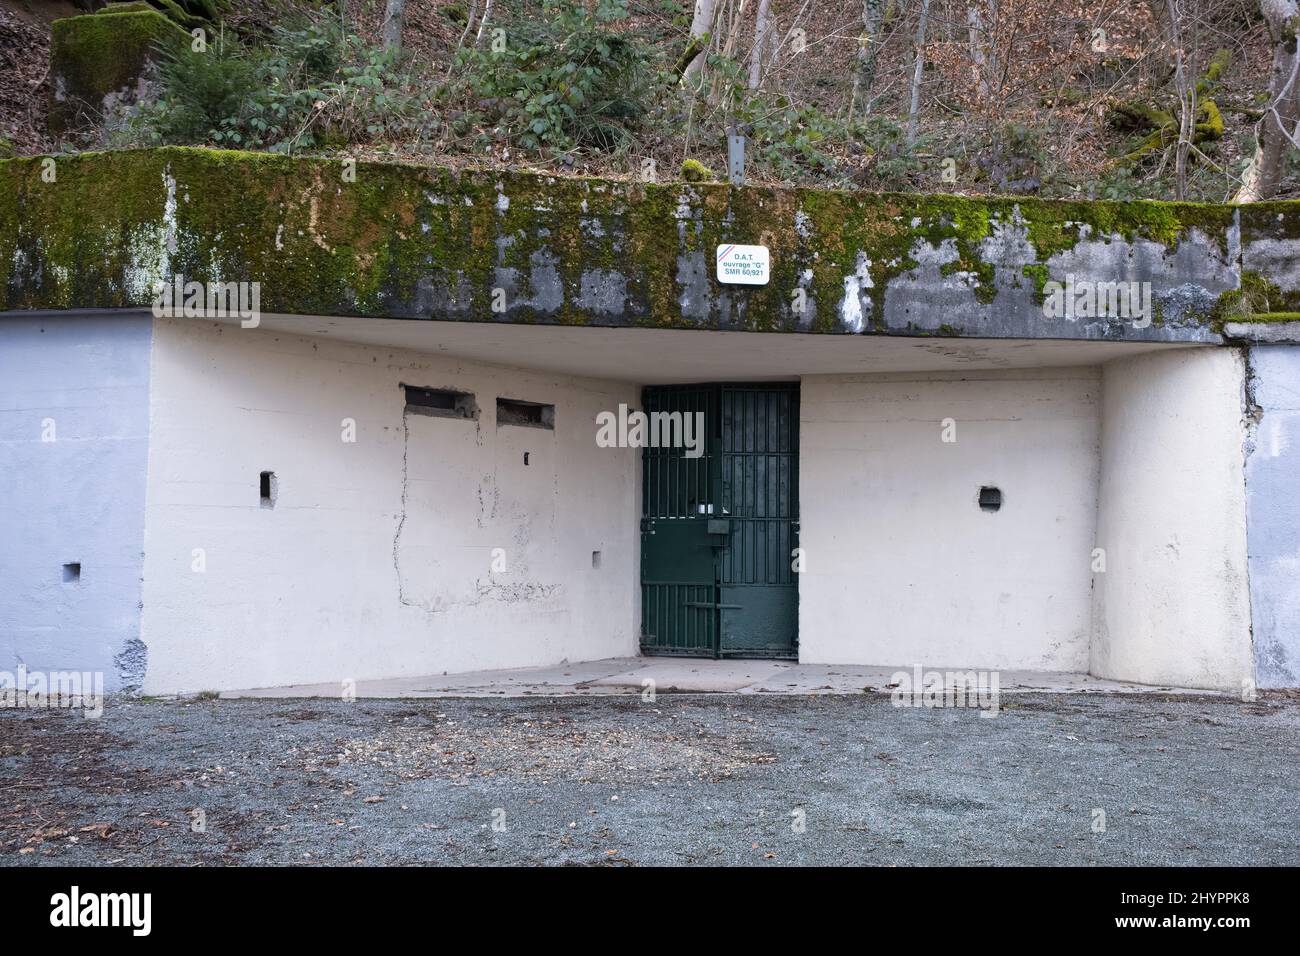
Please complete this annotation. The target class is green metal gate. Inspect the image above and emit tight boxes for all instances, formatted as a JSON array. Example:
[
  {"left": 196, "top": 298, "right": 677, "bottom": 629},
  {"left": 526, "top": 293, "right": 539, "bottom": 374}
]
[{"left": 640, "top": 383, "right": 799, "bottom": 658}]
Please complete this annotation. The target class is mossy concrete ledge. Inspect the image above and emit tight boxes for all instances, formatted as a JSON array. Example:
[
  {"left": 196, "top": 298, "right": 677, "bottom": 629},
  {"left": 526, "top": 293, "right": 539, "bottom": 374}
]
[{"left": 4, "top": 146, "right": 1300, "bottom": 341}]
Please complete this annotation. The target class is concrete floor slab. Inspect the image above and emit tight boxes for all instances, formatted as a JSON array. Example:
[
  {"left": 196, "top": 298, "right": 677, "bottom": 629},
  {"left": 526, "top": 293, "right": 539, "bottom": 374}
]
[
  {"left": 222, "top": 658, "right": 1228, "bottom": 699},
  {"left": 586, "top": 659, "right": 786, "bottom": 692}
]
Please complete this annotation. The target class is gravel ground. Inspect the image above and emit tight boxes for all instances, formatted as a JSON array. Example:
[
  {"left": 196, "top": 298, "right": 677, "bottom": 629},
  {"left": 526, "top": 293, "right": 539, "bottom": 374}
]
[{"left": 2, "top": 692, "right": 1298, "bottom": 866}]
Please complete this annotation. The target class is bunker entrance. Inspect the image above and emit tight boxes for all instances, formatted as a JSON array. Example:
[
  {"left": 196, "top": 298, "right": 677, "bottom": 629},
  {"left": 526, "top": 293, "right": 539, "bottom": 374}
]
[{"left": 640, "top": 383, "right": 799, "bottom": 659}]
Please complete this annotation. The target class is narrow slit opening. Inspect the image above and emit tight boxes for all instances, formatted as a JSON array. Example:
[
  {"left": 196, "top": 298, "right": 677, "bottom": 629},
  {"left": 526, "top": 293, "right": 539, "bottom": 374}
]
[
  {"left": 497, "top": 398, "right": 554, "bottom": 430},
  {"left": 404, "top": 385, "right": 477, "bottom": 420}
]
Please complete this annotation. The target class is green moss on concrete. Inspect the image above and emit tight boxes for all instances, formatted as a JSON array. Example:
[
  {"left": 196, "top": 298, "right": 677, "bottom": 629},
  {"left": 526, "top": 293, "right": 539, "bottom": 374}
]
[
  {"left": 790, "top": 187, "right": 1233, "bottom": 331},
  {"left": 0, "top": 149, "right": 175, "bottom": 309},
  {"left": 0, "top": 145, "right": 1277, "bottom": 338},
  {"left": 1241, "top": 200, "right": 1300, "bottom": 242},
  {"left": 1012, "top": 196, "right": 1234, "bottom": 260},
  {"left": 1245, "top": 312, "right": 1300, "bottom": 323},
  {"left": 1211, "top": 272, "right": 1300, "bottom": 330},
  {"left": 1021, "top": 263, "right": 1051, "bottom": 303},
  {"left": 49, "top": 10, "right": 188, "bottom": 134}
]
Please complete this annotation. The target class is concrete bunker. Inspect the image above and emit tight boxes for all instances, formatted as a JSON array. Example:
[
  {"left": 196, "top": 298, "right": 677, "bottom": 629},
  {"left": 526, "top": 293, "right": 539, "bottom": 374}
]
[{"left": 0, "top": 147, "right": 1296, "bottom": 694}]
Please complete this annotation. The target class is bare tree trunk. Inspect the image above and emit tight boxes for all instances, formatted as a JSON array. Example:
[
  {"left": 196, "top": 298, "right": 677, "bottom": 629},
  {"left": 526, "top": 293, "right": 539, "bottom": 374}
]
[
  {"left": 748, "top": 0, "right": 773, "bottom": 90},
  {"left": 683, "top": 0, "right": 718, "bottom": 87},
  {"left": 713, "top": 0, "right": 749, "bottom": 102},
  {"left": 987, "top": 0, "right": 999, "bottom": 98},
  {"left": 1237, "top": 0, "right": 1300, "bottom": 201},
  {"left": 907, "top": 0, "right": 932, "bottom": 145},
  {"left": 849, "top": 0, "right": 885, "bottom": 119},
  {"left": 1164, "top": 1, "right": 1194, "bottom": 198},
  {"left": 443, "top": 0, "right": 479, "bottom": 78},
  {"left": 456, "top": 1, "right": 480, "bottom": 50},
  {"left": 382, "top": 0, "right": 406, "bottom": 52},
  {"left": 475, "top": 0, "right": 495, "bottom": 48},
  {"left": 966, "top": 1, "right": 990, "bottom": 101}
]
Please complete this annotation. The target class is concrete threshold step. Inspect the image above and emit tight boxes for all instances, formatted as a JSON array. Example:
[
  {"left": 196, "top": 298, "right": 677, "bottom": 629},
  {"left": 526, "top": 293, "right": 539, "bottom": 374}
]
[{"left": 220, "top": 658, "right": 1229, "bottom": 700}]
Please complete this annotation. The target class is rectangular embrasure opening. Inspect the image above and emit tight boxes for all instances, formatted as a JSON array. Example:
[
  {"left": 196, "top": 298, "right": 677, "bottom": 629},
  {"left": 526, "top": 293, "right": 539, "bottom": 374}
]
[
  {"left": 404, "top": 385, "right": 477, "bottom": 420},
  {"left": 497, "top": 397, "right": 554, "bottom": 429}
]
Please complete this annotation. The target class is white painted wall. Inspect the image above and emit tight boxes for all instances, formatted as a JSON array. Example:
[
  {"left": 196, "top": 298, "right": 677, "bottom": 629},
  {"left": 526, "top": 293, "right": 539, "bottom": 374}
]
[
  {"left": 798, "top": 368, "right": 1101, "bottom": 671},
  {"left": 139, "top": 318, "right": 639, "bottom": 693},
  {"left": 0, "top": 315, "right": 152, "bottom": 691},
  {"left": 1091, "top": 349, "right": 1253, "bottom": 691},
  {"left": 134, "top": 318, "right": 1257, "bottom": 692}
]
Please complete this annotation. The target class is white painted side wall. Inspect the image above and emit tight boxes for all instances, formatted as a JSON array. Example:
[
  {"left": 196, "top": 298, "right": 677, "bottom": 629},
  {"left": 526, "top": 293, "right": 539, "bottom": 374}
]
[
  {"left": 1091, "top": 349, "right": 1253, "bottom": 691},
  {"left": 798, "top": 368, "right": 1100, "bottom": 671},
  {"left": 0, "top": 315, "right": 152, "bottom": 691},
  {"left": 139, "top": 318, "right": 639, "bottom": 694}
]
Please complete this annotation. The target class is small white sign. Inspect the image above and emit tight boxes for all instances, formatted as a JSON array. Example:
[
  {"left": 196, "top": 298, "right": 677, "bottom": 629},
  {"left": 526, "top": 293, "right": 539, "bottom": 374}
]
[{"left": 716, "top": 244, "right": 770, "bottom": 285}]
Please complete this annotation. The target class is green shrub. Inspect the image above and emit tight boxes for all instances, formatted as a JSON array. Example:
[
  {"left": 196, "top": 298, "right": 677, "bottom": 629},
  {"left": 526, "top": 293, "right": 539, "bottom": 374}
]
[
  {"left": 117, "top": 16, "right": 424, "bottom": 152},
  {"left": 740, "top": 99, "right": 844, "bottom": 182},
  {"left": 449, "top": 0, "right": 667, "bottom": 155},
  {"left": 123, "top": 33, "right": 265, "bottom": 147}
]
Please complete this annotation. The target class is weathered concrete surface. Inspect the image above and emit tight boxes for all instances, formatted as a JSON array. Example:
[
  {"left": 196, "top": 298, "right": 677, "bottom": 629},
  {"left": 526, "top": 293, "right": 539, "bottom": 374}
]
[
  {"left": 4, "top": 694, "right": 1296, "bottom": 865},
  {"left": 220, "top": 657, "right": 1223, "bottom": 699},
  {"left": 1241, "top": 204, "right": 1300, "bottom": 294},
  {"left": 1226, "top": 319, "right": 1300, "bottom": 343},
  {"left": 1247, "top": 346, "right": 1300, "bottom": 688},
  {"left": 4, "top": 147, "right": 1295, "bottom": 341}
]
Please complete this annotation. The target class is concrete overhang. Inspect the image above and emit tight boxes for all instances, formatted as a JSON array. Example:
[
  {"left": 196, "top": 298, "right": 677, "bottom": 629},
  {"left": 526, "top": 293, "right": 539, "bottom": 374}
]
[
  {"left": 227, "top": 312, "right": 1201, "bottom": 382},
  {"left": 4, "top": 307, "right": 1201, "bottom": 381},
  {"left": 3, "top": 147, "right": 1299, "bottom": 343}
]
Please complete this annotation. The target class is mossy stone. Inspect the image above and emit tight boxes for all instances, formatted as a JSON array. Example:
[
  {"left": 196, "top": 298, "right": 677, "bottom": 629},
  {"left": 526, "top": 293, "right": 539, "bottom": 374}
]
[
  {"left": 48, "top": 10, "right": 189, "bottom": 135},
  {"left": 681, "top": 159, "right": 714, "bottom": 183}
]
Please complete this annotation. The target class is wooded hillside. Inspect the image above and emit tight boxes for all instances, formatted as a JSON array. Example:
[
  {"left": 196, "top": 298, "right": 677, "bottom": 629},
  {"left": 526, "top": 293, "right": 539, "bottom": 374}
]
[{"left": 2, "top": 0, "right": 1296, "bottom": 202}]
